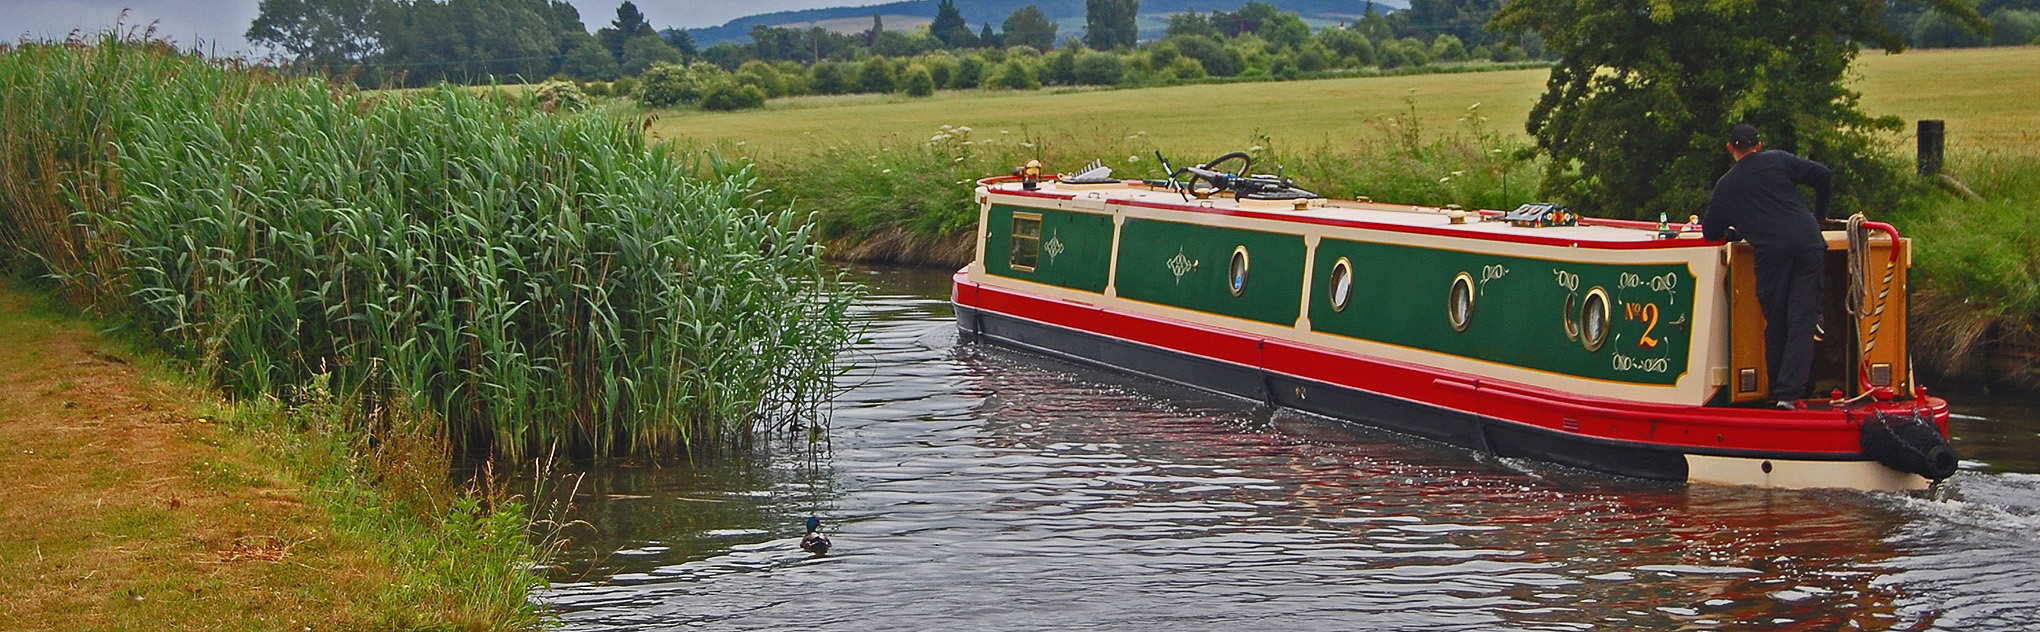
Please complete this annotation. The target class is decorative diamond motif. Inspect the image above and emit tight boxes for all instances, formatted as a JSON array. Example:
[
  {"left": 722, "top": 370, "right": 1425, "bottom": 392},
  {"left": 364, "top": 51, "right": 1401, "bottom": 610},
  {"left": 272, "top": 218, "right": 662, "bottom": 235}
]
[
  {"left": 1166, "top": 248, "right": 1198, "bottom": 284},
  {"left": 1044, "top": 229, "right": 1065, "bottom": 265}
]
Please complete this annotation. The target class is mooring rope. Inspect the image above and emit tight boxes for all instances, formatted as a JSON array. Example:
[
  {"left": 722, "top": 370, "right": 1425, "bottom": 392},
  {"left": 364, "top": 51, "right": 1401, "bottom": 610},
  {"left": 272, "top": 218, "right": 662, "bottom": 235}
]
[{"left": 1845, "top": 213, "right": 1895, "bottom": 356}]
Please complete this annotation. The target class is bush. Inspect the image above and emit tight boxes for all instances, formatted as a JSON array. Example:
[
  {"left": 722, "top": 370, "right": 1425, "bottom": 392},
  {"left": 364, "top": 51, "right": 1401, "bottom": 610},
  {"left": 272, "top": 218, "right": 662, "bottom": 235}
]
[
  {"left": 1169, "top": 35, "right": 1238, "bottom": 76},
  {"left": 1047, "top": 47, "right": 1078, "bottom": 85},
  {"left": 901, "top": 64, "right": 936, "bottom": 96},
  {"left": 637, "top": 62, "right": 692, "bottom": 107},
  {"left": 810, "top": 61, "right": 850, "bottom": 95},
  {"left": 1296, "top": 42, "right": 1331, "bottom": 72},
  {"left": 857, "top": 56, "right": 899, "bottom": 93},
  {"left": 1431, "top": 34, "right": 1468, "bottom": 62},
  {"left": 736, "top": 60, "right": 786, "bottom": 97},
  {"left": 990, "top": 59, "right": 1040, "bottom": 89},
  {"left": 952, "top": 54, "right": 987, "bottom": 89},
  {"left": 532, "top": 79, "right": 588, "bottom": 112},
  {"left": 1318, "top": 28, "right": 1374, "bottom": 65},
  {"left": 700, "top": 82, "right": 768, "bottom": 110},
  {"left": 611, "top": 76, "right": 636, "bottom": 96},
  {"left": 1073, "top": 50, "right": 1126, "bottom": 85},
  {"left": 1166, "top": 56, "right": 1208, "bottom": 81}
]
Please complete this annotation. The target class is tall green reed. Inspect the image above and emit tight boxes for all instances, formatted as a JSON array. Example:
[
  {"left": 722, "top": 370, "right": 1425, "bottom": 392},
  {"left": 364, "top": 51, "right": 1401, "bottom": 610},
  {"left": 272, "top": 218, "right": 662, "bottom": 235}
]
[{"left": 0, "top": 33, "right": 858, "bottom": 460}]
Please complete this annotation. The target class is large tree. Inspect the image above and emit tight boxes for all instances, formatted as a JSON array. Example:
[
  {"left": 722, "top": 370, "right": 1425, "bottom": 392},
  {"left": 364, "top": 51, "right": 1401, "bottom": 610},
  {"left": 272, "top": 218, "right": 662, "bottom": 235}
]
[
  {"left": 377, "top": 0, "right": 577, "bottom": 85},
  {"left": 247, "top": 0, "right": 388, "bottom": 72},
  {"left": 1085, "top": 0, "right": 1140, "bottom": 50},
  {"left": 1003, "top": 5, "right": 1059, "bottom": 51},
  {"left": 598, "top": 1, "right": 657, "bottom": 61},
  {"left": 1394, "top": 0, "right": 1506, "bottom": 49},
  {"left": 931, "top": 0, "right": 975, "bottom": 47},
  {"left": 1491, "top": 0, "right": 1987, "bottom": 219}
]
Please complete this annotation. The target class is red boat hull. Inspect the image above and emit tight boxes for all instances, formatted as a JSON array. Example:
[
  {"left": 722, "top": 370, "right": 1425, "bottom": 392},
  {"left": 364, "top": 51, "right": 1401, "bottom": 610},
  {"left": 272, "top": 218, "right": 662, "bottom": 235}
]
[{"left": 955, "top": 269, "right": 1950, "bottom": 489}]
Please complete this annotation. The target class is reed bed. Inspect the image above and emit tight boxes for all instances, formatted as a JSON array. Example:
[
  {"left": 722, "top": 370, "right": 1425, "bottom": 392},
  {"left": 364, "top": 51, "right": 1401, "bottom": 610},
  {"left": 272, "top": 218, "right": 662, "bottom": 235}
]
[{"left": 0, "top": 33, "right": 857, "bottom": 460}]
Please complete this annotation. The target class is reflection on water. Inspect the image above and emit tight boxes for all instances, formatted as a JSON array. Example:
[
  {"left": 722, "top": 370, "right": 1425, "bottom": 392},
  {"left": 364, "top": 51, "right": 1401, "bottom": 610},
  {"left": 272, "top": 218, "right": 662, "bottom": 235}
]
[{"left": 533, "top": 266, "right": 2040, "bottom": 631}]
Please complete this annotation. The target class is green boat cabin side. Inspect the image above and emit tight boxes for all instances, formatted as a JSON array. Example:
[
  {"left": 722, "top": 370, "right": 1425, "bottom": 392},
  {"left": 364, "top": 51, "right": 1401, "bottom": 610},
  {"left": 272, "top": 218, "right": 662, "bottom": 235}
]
[{"left": 980, "top": 202, "right": 1698, "bottom": 387}]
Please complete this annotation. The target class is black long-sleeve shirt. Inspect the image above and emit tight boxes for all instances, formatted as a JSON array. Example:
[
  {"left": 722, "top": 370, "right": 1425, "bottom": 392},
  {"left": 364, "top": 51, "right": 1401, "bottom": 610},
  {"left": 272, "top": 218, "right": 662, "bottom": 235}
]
[{"left": 1702, "top": 150, "right": 1832, "bottom": 252}]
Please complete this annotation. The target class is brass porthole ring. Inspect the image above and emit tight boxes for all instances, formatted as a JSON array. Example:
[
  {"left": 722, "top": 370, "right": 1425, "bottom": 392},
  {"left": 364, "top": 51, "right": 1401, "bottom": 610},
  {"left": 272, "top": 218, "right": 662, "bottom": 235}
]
[
  {"left": 1448, "top": 272, "right": 1475, "bottom": 332},
  {"left": 1229, "top": 245, "right": 1250, "bottom": 297},
  {"left": 1581, "top": 287, "right": 1611, "bottom": 351},
  {"left": 1328, "top": 258, "right": 1354, "bottom": 312}
]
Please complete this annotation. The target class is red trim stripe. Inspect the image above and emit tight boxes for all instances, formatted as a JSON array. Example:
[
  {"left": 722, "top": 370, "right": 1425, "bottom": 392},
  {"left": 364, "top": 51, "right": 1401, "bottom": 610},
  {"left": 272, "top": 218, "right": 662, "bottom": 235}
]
[{"left": 956, "top": 270, "right": 1949, "bottom": 457}]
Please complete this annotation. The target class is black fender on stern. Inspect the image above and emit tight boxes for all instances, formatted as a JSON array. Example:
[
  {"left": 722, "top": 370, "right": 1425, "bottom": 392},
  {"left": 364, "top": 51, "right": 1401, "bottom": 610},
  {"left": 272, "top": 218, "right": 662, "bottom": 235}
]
[{"left": 1859, "top": 410, "right": 1960, "bottom": 481}]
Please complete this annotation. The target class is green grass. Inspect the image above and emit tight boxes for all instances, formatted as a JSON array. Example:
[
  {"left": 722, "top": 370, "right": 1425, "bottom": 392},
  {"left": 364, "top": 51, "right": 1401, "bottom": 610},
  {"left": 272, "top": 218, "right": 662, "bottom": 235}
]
[{"left": 0, "top": 277, "right": 546, "bottom": 629}]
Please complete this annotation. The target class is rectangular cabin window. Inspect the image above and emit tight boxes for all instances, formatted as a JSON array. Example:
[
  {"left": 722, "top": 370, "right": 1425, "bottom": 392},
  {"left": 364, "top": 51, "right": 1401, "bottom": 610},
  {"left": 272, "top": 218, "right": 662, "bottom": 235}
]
[{"left": 1010, "top": 212, "right": 1042, "bottom": 271}]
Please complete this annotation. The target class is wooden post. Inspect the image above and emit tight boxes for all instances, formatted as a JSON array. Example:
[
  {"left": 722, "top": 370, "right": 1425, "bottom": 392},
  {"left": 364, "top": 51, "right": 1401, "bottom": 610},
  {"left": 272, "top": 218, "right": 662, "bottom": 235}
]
[{"left": 1917, "top": 119, "right": 1945, "bottom": 176}]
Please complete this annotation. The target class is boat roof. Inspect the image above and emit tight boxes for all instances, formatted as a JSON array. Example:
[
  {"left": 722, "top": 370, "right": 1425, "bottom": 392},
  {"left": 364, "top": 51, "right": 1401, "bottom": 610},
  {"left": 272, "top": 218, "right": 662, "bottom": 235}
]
[{"left": 981, "top": 176, "right": 1722, "bottom": 251}]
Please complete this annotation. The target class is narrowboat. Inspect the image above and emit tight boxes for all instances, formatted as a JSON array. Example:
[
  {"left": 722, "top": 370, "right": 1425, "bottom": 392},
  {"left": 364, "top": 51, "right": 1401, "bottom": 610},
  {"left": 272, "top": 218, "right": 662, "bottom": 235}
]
[{"left": 951, "top": 153, "right": 1960, "bottom": 491}]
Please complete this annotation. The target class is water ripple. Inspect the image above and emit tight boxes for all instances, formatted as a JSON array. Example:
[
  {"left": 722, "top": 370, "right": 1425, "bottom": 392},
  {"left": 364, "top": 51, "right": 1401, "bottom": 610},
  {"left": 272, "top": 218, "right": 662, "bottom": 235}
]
[{"left": 533, "top": 266, "right": 2040, "bottom": 631}]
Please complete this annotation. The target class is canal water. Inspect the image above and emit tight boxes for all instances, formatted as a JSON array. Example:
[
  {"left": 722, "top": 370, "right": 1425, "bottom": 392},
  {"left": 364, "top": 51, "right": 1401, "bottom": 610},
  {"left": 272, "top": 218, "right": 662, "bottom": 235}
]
[{"left": 533, "top": 266, "right": 2040, "bottom": 631}]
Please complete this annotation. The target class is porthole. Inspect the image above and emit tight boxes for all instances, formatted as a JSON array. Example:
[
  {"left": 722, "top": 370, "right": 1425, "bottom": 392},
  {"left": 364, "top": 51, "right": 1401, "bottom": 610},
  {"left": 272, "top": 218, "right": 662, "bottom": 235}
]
[
  {"left": 1328, "top": 258, "right": 1354, "bottom": 312},
  {"left": 1581, "top": 287, "right": 1611, "bottom": 351},
  {"left": 1562, "top": 293, "right": 1580, "bottom": 341},
  {"left": 1448, "top": 272, "right": 1475, "bottom": 332},
  {"left": 1228, "top": 246, "right": 1250, "bottom": 297}
]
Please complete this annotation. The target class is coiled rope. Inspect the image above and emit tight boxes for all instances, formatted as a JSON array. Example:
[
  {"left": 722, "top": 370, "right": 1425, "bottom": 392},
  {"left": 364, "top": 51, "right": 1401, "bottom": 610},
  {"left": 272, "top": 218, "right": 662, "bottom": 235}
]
[{"left": 1845, "top": 213, "right": 1895, "bottom": 355}]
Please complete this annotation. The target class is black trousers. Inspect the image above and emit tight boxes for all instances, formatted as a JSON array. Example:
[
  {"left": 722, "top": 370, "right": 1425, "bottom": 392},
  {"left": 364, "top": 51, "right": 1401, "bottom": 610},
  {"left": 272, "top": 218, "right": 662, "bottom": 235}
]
[{"left": 1754, "top": 247, "right": 1824, "bottom": 402}]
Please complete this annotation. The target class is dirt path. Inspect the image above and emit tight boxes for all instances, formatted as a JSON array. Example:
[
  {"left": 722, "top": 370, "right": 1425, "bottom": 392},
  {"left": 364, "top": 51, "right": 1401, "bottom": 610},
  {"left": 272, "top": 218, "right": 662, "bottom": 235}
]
[{"left": 0, "top": 280, "right": 391, "bottom": 630}]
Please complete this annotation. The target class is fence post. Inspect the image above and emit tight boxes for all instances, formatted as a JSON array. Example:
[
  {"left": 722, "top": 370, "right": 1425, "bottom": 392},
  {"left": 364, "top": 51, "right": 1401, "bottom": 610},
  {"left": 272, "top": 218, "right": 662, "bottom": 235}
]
[{"left": 1917, "top": 119, "right": 1945, "bottom": 176}]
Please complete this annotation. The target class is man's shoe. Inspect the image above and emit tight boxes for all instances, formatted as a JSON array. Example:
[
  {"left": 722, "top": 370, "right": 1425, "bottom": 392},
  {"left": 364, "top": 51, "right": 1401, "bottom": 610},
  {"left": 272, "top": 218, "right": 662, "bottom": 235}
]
[{"left": 1771, "top": 400, "right": 1799, "bottom": 411}]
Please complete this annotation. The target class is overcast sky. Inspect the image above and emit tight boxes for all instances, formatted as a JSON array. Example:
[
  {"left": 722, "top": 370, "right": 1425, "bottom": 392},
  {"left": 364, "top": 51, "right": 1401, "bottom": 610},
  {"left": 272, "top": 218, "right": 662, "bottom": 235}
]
[{"left": 1, "top": 1, "right": 866, "bottom": 55}]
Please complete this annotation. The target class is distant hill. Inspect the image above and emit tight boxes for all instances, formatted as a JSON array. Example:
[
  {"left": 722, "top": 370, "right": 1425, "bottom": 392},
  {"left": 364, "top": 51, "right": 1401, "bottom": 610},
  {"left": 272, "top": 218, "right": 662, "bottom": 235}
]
[{"left": 684, "top": 0, "right": 1411, "bottom": 47}]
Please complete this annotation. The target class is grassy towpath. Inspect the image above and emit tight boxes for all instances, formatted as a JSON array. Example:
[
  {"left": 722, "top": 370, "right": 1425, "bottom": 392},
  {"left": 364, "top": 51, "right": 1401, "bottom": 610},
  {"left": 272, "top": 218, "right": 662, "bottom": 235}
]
[{"left": 0, "top": 280, "right": 405, "bottom": 630}]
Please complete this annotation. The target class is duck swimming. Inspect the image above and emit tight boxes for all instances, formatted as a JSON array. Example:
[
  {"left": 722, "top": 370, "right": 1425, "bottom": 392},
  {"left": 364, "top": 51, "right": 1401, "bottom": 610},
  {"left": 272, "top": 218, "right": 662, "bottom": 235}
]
[{"left": 800, "top": 517, "right": 831, "bottom": 556}]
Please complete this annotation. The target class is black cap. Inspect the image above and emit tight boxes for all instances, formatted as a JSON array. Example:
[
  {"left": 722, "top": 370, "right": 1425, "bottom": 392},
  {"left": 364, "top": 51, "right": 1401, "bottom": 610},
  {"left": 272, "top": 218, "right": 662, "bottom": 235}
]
[{"left": 1730, "top": 124, "right": 1761, "bottom": 149}]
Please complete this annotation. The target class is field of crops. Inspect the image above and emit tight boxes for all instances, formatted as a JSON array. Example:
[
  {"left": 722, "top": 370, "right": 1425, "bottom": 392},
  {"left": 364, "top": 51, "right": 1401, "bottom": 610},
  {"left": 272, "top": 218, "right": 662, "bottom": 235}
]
[{"left": 648, "top": 46, "right": 2040, "bottom": 156}]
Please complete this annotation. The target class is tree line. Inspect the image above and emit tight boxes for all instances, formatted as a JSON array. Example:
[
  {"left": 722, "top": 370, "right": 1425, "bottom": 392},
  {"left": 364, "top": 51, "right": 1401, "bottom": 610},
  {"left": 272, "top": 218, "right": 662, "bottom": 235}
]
[
  {"left": 248, "top": 0, "right": 2016, "bottom": 109},
  {"left": 243, "top": 0, "right": 1566, "bottom": 87}
]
